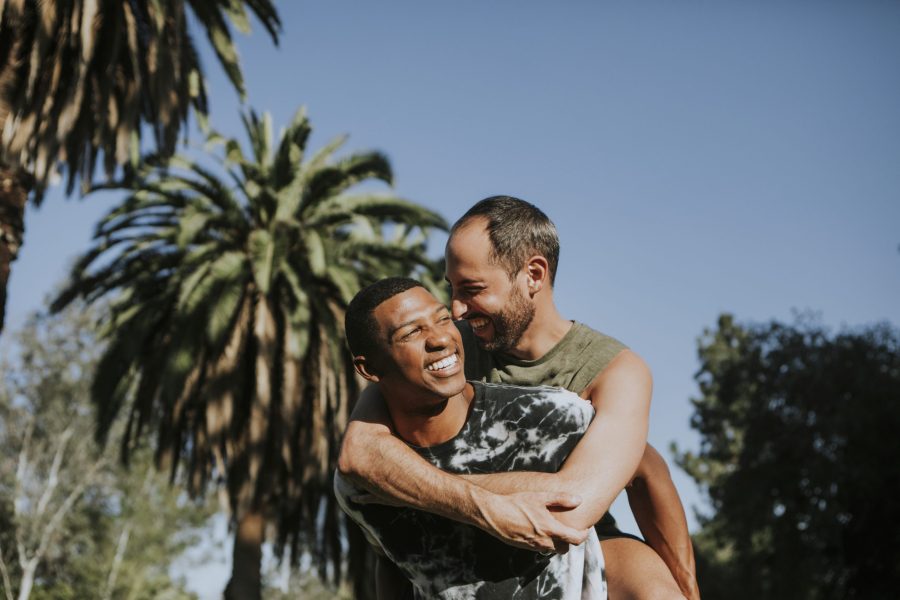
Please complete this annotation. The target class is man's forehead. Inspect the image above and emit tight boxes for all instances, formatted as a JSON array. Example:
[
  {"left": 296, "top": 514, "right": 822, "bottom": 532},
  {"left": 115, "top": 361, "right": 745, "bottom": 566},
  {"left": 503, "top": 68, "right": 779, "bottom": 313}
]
[
  {"left": 446, "top": 220, "right": 498, "bottom": 276},
  {"left": 374, "top": 288, "right": 445, "bottom": 330},
  {"left": 447, "top": 219, "right": 490, "bottom": 252},
  {"left": 444, "top": 250, "right": 505, "bottom": 283}
]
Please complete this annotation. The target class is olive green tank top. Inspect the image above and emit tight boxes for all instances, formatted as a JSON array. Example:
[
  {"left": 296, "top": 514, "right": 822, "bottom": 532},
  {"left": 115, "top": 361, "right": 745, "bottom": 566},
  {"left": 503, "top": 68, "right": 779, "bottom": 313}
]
[
  {"left": 458, "top": 320, "right": 634, "bottom": 538},
  {"left": 460, "top": 321, "right": 627, "bottom": 394}
]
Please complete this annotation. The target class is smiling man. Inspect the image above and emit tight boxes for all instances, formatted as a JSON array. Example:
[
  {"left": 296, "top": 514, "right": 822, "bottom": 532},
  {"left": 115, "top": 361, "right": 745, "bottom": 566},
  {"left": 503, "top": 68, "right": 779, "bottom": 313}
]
[
  {"left": 335, "top": 277, "right": 606, "bottom": 599},
  {"left": 339, "top": 197, "right": 698, "bottom": 600}
]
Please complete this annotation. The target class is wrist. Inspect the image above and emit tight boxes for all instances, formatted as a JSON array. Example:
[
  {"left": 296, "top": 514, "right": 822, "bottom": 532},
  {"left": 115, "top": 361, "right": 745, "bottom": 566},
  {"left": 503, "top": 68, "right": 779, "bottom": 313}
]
[
  {"left": 467, "top": 485, "right": 501, "bottom": 532},
  {"left": 674, "top": 568, "right": 699, "bottom": 599}
]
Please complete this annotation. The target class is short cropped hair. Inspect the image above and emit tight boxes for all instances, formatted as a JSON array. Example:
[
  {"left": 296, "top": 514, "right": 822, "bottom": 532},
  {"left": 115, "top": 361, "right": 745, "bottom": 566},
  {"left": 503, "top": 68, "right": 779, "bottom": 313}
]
[
  {"left": 345, "top": 277, "right": 426, "bottom": 357},
  {"left": 451, "top": 196, "right": 560, "bottom": 285}
]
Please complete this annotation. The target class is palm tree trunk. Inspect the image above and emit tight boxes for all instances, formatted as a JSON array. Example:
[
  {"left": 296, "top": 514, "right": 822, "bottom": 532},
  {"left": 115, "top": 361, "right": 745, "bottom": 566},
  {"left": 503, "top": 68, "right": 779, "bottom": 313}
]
[
  {"left": 0, "top": 163, "right": 30, "bottom": 334},
  {"left": 224, "top": 509, "right": 265, "bottom": 600}
]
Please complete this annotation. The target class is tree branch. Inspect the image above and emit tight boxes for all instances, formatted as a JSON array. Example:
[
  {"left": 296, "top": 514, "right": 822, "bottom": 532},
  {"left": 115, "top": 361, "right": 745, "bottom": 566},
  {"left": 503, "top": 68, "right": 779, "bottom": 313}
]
[
  {"left": 101, "top": 523, "right": 131, "bottom": 600},
  {"left": 13, "top": 416, "right": 34, "bottom": 571},
  {"left": 13, "top": 417, "right": 34, "bottom": 507},
  {"left": 34, "top": 427, "right": 74, "bottom": 519},
  {"left": 0, "top": 540, "right": 15, "bottom": 600},
  {"left": 33, "top": 454, "right": 107, "bottom": 564}
]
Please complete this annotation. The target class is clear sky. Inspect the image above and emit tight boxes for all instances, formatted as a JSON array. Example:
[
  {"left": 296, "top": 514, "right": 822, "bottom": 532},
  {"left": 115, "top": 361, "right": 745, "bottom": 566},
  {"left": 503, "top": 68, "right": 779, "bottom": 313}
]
[{"left": 3, "top": 1, "right": 899, "bottom": 596}]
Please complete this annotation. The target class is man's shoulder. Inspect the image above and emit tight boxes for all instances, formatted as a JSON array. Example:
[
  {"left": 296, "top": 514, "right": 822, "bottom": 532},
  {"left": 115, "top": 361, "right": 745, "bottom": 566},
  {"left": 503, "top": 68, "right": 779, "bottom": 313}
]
[
  {"left": 475, "top": 379, "right": 582, "bottom": 399},
  {"left": 474, "top": 380, "right": 593, "bottom": 420},
  {"left": 571, "top": 321, "right": 628, "bottom": 353}
]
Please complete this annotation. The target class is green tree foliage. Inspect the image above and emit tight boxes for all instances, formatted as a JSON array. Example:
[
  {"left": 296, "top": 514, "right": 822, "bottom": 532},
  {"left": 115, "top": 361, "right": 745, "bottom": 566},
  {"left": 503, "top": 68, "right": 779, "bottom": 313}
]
[
  {"left": 51, "top": 108, "right": 447, "bottom": 599},
  {"left": 0, "top": 306, "right": 213, "bottom": 600},
  {"left": 676, "top": 314, "right": 900, "bottom": 599},
  {"left": 0, "top": 0, "right": 280, "bottom": 333}
]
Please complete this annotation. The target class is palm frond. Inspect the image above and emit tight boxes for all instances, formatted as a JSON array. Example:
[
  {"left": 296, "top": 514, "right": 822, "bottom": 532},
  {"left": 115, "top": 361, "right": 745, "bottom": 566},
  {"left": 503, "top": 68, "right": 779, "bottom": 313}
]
[
  {"left": 51, "top": 107, "right": 447, "bottom": 594},
  {"left": 0, "top": 0, "right": 280, "bottom": 202}
]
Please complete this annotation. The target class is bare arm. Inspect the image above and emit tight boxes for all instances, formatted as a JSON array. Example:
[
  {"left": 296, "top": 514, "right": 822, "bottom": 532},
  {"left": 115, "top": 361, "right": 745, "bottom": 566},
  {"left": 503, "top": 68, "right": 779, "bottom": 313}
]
[
  {"left": 461, "top": 421, "right": 699, "bottom": 598},
  {"left": 338, "top": 386, "right": 590, "bottom": 552},
  {"left": 459, "top": 350, "right": 652, "bottom": 530},
  {"left": 458, "top": 352, "right": 698, "bottom": 595},
  {"left": 627, "top": 445, "right": 700, "bottom": 600}
]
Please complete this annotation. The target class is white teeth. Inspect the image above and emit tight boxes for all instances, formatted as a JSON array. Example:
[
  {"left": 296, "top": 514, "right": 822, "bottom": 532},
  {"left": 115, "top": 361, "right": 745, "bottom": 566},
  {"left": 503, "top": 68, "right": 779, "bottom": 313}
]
[
  {"left": 426, "top": 354, "right": 459, "bottom": 371},
  {"left": 469, "top": 318, "right": 489, "bottom": 330}
]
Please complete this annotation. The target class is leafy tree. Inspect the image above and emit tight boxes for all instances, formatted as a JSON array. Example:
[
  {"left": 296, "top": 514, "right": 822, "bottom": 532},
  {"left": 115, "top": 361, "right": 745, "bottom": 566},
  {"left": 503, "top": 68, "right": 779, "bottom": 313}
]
[
  {"left": 51, "top": 108, "right": 447, "bottom": 599},
  {"left": 0, "top": 0, "right": 281, "bottom": 333},
  {"left": 676, "top": 314, "right": 900, "bottom": 599},
  {"left": 0, "top": 305, "right": 213, "bottom": 600}
]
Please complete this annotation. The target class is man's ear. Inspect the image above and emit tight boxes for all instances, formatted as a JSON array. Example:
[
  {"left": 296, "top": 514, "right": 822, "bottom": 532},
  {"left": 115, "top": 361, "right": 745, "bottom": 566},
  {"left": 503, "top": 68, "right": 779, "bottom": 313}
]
[
  {"left": 524, "top": 255, "right": 550, "bottom": 295},
  {"left": 353, "top": 355, "right": 381, "bottom": 383}
]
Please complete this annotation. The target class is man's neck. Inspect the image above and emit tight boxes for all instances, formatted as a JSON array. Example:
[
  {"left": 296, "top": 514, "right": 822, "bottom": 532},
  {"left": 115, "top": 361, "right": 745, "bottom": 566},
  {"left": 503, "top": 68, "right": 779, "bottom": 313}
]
[
  {"left": 507, "top": 303, "right": 571, "bottom": 361},
  {"left": 386, "top": 383, "right": 475, "bottom": 447}
]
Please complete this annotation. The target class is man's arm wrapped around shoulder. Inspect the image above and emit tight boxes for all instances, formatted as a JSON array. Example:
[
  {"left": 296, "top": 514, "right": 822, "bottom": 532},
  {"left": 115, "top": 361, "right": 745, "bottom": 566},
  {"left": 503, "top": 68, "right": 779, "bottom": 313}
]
[
  {"left": 457, "top": 350, "right": 653, "bottom": 530},
  {"left": 338, "top": 348, "right": 653, "bottom": 545},
  {"left": 337, "top": 385, "right": 591, "bottom": 553}
]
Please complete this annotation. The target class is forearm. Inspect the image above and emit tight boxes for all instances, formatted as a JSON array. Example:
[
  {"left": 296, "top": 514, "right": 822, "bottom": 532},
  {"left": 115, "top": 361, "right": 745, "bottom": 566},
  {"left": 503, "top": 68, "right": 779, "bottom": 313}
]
[
  {"left": 461, "top": 472, "right": 557, "bottom": 495},
  {"left": 339, "top": 387, "right": 592, "bottom": 552},
  {"left": 627, "top": 446, "right": 699, "bottom": 600},
  {"left": 460, "top": 415, "right": 643, "bottom": 531},
  {"left": 339, "top": 418, "right": 493, "bottom": 528},
  {"left": 462, "top": 352, "right": 651, "bottom": 531},
  {"left": 460, "top": 470, "right": 597, "bottom": 530},
  {"left": 553, "top": 414, "right": 646, "bottom": 529}
]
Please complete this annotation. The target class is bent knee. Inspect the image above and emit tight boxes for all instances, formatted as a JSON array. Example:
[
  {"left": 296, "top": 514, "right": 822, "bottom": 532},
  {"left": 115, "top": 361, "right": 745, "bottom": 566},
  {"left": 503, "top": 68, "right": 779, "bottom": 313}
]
[
  {"left": 645, "top": 585, "right": 686, "bottom": 600},
  {"left": 611, "top": 578, "right": 684, "bottom": 600},
  {"left": 601, "top": 538, "right": 685, "bottom": 600}
]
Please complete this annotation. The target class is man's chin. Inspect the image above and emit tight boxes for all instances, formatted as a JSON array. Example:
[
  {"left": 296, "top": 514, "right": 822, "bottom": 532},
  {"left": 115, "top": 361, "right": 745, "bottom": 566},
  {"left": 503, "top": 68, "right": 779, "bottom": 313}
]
[
  {"left": 472, "top": 325, "right": 506, "bottom": 352},
  {"left": 470, "top": 321, "right": 495, "bottom": 345}
]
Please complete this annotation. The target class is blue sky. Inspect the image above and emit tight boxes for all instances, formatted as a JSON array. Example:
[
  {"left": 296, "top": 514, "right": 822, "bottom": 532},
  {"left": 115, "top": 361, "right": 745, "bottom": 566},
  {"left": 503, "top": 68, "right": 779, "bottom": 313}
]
[{"left": 3, "top": 1, "right": 899, "bottom": 595}]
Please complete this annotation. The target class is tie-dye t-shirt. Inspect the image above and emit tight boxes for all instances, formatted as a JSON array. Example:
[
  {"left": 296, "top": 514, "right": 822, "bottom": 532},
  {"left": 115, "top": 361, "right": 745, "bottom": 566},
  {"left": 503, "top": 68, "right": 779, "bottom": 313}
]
[{"left": 334, "top": 381, "right": 607, "bottom": 599}]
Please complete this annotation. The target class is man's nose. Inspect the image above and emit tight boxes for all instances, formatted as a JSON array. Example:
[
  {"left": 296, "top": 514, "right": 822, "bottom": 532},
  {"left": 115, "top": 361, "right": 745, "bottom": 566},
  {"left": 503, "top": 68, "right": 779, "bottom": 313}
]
[
  {"left": 451, "top": 298, "right": 467, "bottom": 320},
  {"left": 426, "top": 325, "right": 453, "bottom": 350}
]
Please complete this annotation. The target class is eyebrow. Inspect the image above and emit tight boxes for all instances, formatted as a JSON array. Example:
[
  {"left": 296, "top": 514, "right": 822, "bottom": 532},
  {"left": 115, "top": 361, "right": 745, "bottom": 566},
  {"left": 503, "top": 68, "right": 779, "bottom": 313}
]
[
  {"left": 445, "top": 276, "right": 481, "bottom": 286},
  {"left": 387, "top": 305, "right": 450, "bottom": 340}
]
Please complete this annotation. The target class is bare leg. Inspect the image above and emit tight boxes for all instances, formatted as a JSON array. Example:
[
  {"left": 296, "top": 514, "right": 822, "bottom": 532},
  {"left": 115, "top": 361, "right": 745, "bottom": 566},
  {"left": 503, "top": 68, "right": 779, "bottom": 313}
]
[{"left": 601, "top": 538, "right": 686, "bottom": 600}]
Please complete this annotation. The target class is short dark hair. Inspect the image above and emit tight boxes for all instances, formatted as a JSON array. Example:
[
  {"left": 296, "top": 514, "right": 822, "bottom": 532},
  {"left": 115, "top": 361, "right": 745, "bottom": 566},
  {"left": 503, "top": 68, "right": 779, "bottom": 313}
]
[
  {"left": 451, "top": 196, "right": 560, "bottom": 285},
  {"left": 345, "top": 277, "right": 426, "bottom": 357}
]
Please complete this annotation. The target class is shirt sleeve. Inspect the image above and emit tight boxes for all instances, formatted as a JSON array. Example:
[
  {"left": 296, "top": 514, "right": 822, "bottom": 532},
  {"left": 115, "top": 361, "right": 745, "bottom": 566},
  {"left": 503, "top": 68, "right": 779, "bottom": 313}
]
[{"left": 333, "top": 471, "right": 388, "bottom": 555}]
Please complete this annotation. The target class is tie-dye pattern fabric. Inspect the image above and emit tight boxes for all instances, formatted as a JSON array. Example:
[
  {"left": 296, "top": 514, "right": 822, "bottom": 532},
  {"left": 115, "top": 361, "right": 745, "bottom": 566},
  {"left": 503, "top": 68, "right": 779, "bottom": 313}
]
[
  {"left": 459, "top": 321, "right": 631, "bottom": 540},
  {"left": 335, "top": 381, "right": 607, "bottom": 599}
]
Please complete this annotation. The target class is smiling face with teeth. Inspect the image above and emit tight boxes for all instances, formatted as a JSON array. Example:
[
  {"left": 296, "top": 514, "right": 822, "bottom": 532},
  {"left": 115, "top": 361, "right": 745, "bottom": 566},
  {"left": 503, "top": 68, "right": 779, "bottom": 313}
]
[
  {"left": 368, "top": 286, "right": 467, "bottom": 411},
  {"left": 445, "top": 218, "right": 536, "bottom": 354}
]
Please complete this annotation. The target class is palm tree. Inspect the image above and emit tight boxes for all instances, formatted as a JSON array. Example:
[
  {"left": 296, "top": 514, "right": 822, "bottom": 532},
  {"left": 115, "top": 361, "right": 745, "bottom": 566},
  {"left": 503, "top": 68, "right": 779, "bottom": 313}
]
[
  {"left": 0, "top": 0, "right": 280, "bottom": 333},
  {"left": 52, "top": 108, "right": 448, "bottom": 599}
]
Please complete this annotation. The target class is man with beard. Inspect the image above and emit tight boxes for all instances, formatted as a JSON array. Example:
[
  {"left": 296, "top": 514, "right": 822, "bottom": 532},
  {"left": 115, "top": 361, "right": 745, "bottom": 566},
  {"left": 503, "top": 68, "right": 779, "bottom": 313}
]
[
  {"left": 339, "top": 197, "right": 698, "bottom": 599},
  {"left": 335, "top": 278, "right": 606, "bottom": 599}
]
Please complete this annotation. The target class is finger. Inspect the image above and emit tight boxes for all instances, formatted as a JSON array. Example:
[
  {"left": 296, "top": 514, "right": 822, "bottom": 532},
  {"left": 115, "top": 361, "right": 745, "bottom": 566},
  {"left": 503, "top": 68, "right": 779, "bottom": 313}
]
[
  {"left": 550, "top": 524, "right": 590, "bottom": 546},
  {"left": 543, "top": 492, "right": 583, "bottom": 510},
  {"left": 532, "top": 538, "right": 557, "bottom": 553},
  {"left": 507, "top": 536, "right": 555, "bottom": 553}
]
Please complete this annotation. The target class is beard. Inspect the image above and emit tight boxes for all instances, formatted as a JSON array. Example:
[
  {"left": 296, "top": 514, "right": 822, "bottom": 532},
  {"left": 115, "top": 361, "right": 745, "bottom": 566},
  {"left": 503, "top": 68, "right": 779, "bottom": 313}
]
[{"left": 479, "top": 289, "right": 535, "bottom": 353}]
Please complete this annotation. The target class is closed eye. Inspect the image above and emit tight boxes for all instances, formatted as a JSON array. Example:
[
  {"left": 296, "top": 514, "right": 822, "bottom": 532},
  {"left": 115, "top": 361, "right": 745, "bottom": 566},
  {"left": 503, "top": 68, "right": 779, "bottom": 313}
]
[{"left": 400, "top": 327, "right": 421, "bottom": 340}]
